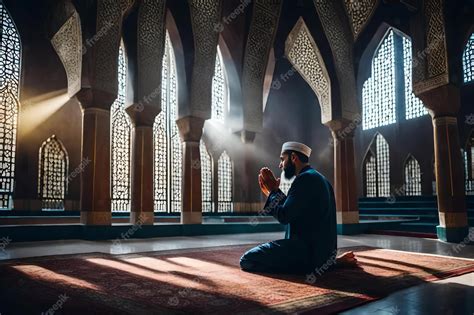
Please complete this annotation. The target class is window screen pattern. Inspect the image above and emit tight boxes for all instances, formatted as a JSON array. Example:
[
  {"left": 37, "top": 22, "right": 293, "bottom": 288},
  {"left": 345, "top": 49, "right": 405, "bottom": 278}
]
[
  {"left": 362, "top": 30, "right": 396, "bottom": 130},
  {"left": 464, "top": 132, "right": 474, "bottom": 195},
  {"left": 364, "top": 153, "right": 377, "bottom": 197},
  {"left": 111, "top": 44, "right": 131, "bottom": 212},
  {"left": 217, "top": 151, "right": 233, "bottom": 212},
  {"left": 200, "top": 140, "right": 213, "bottom": 212},
  {"left": 211, "top": 49, "right": 226, "bottom": 122},
  {"left": 404, "top": 155, "right": 422, "bottom": 196},
  {"left": 153, "top": 32, "right": 182, "bottom": 213},
  {"left": 0, "top": 4, "right": 20, "bottom": 210},
  {"left": 463, "top": 33, "right": 474, "bottom": 83},
  {"left": 38, "top": 136, "right": 68, "bottom": 210},
  {"left": 403, "top": 37, "right": 427, "bottom": 119},
  {"left": 376, "top": 134, "right": 391, "bottom": 197}
]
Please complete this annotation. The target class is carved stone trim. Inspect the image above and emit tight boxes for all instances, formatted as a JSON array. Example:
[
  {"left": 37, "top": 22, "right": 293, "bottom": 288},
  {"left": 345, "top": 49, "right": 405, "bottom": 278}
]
[
  {"left": 343, "top": 0, "right": 379, "bottom": 40},
  {"left": 51, "top": 11, "right": 83, "bottom": 97},
  {"left": 285, "top": 17, "right": 332, "bottom": 123},
  {"left": 241, "top": 0, "right": 282, "bottom": 133}
]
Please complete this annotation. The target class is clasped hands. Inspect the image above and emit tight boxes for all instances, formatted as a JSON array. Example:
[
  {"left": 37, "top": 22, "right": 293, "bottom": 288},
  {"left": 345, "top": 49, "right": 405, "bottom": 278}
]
[{"left": 258, "top": 167, "right": 280, "bottom": 197}]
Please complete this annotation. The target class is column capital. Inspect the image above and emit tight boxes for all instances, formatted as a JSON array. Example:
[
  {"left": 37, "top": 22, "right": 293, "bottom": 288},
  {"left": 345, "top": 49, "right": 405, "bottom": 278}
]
[
  {"left": 240, "top": 130, "right": 256, "bottom": 144},
  {"left": 418, "top": 84, "right": 461, "bottom": 118},
  {"left": 176, "top": 116, "right": 205, "bottom": 142},
  {"left": 327, "top": 115, "right": 362, "bottom": 140},
  {"left": 125, "top": 103, "right": 161, "bottom": 127},
  {"left": 76, "top": 87, "right": 117, "bottom": 110}
]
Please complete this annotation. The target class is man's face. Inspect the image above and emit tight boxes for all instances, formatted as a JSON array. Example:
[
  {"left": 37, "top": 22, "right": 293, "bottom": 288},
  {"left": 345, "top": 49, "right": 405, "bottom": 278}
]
[{"left": 279, "top": 152, "right": 296, "bottom": 179}]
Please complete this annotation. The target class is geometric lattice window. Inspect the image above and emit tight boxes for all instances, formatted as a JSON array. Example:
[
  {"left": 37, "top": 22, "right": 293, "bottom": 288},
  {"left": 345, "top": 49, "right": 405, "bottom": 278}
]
[
  {"left": 463, "top": 33, "right": 474, "bottom": 83},
  {"left": 464, "top": 132, "right": 474, "bottom": 195},
  {"left": 200, "top": 140, "right": 213, "bottom": 212},
  {"left": 110, "top": 43, "right": 131, "bottom": 212},
  {"left": 362, "top": 29, "right": 396, "bottom": 130},
  {"left": 279, "top": 172, "right": 295, "bottom": 195},
  {"left": 211, "top": 47, "right": 226, "bottom": 122},
  {"left": 376, "top": 134, "right": 390, "bottom": 197},
  {"left": 217, "top": 150, "right": 233, "bottom": 212},
  {"left": 154, "top": 31, "right": 182, "bottom": 213},
  {"left": 363, "top": 152, "right": 377, "bottom": 197},
  {"left": 404, "top": 155, "right": 422, "bottom": 196},
  {"left": 403, "top": 36, "right": 427, "bottom": 119},
  {"left": 38, "top": 136, "right": 68, "bottom": 210},
  {"left": 363, "top": 133, "right": 391, "bottom": 197},
  {"left": 0, "top": 4, "right": 21, "bottom": 210}
]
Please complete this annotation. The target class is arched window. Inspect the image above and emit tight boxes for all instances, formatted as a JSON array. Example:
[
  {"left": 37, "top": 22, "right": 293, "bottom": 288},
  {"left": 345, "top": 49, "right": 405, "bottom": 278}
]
[
  {"left": 217, "top": 151, "right": 233, "bottom": 212},
  {"left": 404, "top": 155, "right": 422, "bottom": 196},
  {"left": 110, "top": 44, "right": 131, "bottom": 212},
  {"left": 0, "top": 4, "right": 21, "bottom": 210},
  {"left": 362, "top": 30, "right": 396, "bottom": 130},
  {"left": 463, "top": 32, "right": 474, "bottom": 83},
  {"left": 211, "top": 47, "right": 227, "bottom": 122},
  {"left": 363, "top": 133, "right": 391, "bottom": 197},
  {"left": 280, "top": 173, "right": 295, "bottom": 195},
  {"left": 200, "top": 140, "right": 213, "bottom": 212},
  {"left": 464, "top": 132, "right": 474, "bottom": 195},
  {"left": 154, "top": 31, "right": 182, "bottom": 213},
  {"left": 363, "top": 151, "right": 377, "bottom": 197},
  {"left": 362, "top": 28, "right": 426, "bottom": 130},
  {"left": 403, "top": 36, "right": 427, "bottom": 119},
  {"left": 38, "top": 135, "right": 68, "bottom": 210}
]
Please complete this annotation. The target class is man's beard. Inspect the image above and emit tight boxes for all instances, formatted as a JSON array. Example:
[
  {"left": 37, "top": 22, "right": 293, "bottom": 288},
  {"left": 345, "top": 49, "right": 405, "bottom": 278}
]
[{"left": 283, "top": 160, "right": 296, "bottom": 179}]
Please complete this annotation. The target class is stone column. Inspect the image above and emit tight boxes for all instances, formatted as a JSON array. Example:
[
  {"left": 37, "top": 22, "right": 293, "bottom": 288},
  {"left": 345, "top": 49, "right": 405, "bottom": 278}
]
[
  {"left": 419, "top": 85, "right": 468, "bottom": 242},
  {"left": 78, "top": 94, "right": 112, "bottom": 225},
  {"left": 176, "top": 116, "right": 205, "bottom": 224},
  {"left": 126, "top": 105, "right": 160, "bottom": 225},
  {"left": 330, "top": 122, "right": 359, "bottom": 235}
]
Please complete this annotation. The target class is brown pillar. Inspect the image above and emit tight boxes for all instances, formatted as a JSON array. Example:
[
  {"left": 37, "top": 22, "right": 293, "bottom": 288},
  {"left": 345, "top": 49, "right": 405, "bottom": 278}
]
[
  {"left": 125, "top": 105, "right": 160, "bottom": 225},
  {"left": 79, "top": 107, "right": 112, "bottom": 225},
  {"left": 330, "top": 123, "right": 359, "bottom": 234},
  {"left": 419, "top": 85, "right": 468, "bottom": 242},
  {"left": 176, "top": 116, "right": 205, "bottom": 224}
]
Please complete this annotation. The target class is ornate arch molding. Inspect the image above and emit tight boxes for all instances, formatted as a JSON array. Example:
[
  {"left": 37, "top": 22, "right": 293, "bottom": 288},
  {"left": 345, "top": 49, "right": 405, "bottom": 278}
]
[
  {"left": 343, "top": 0, "right": 379, "bottom": 41},
  {"left": 285, "top": 17, "right": 332, "bottom": 124},
  {"left": 313, "top": 0, "right": 359, "bottom": 122},
  {"left": 241, "top": 0, "right": 282, "bottom": 137},
  {"left": 412, "top": 0, "right": 449, "bottom": 95},
  {"left": 188, "top": 0, "right": 223, "bottom": 119},
  {"left": 51, "top": 10, "right": 83, "bottom": 97}
]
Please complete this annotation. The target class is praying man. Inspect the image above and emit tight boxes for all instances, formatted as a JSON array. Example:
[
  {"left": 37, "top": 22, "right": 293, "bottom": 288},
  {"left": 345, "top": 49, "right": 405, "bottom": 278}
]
[{"left": 240, "top": 141, "right": 356, "bottom": 274}]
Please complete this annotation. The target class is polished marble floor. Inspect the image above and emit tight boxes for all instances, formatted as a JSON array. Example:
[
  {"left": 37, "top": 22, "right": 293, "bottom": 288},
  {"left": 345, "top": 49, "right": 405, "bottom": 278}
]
[{"left": 1, "top": 231, "right": 473, "bottom": 314}]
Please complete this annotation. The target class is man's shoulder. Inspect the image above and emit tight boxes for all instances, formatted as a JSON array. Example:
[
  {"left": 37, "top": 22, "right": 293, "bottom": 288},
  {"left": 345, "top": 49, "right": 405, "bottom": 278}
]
[{"left": 295, "top": 167, "right": 326, "bottom": 184}]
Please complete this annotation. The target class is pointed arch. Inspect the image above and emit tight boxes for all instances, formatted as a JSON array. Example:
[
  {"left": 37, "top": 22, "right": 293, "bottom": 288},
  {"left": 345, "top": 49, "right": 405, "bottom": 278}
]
[
  {"left": 0, "top": 3, "right": 21, "bottom": 210},
  {"left": 38, "top": 135, "right": 69, "bottom": 210},
  {"left": 200, "top": 140, "right": 213, "bottom": 212},
  {"left": 111, "top": 43, "right": 131, "bottom": 212},
  {"left": 362, "top": 27, "right": 426, "bottom": 130},
  {"left": 363, "top": 149, "right": 377, "bottom": 197},
  {"left": 217, "top": 151, "right": 233, "bottom": 212},
  {"left": 464, "top": 130, "right": 474, "bottom": 195},
  {"left": 463, "top": 32, "right": 474, "bottom": 83},
  {"left": 404, "top": 154, "right": 422, "bottom": 196},
  {"left": 362, "top": 133, "right": 391, "bottom": 197},
  {"left": 285, "top": 17, "right": 332, "bottom": 123},
  {"left": 211, "top": 46, "right": 228, "bottom": 122},
  {"left": 154, "top": 30, "right": 182, "bottom": 213}
]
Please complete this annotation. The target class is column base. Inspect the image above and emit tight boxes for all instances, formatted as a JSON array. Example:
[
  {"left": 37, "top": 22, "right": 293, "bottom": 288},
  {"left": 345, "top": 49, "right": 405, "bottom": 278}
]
[
  {"left": 80, "top": 211, "right": 111, "bottom": 225},
  {"left": 336, "top": 211, "right": 359, "bottom": 225},
  {"left": 436, "top": 225, "right": 469, "bottom": 243},
  {"left": 181, "top": 212, "right": 202, "bottom": 224},
  {"left": 337, "top": 224, "right": 361, "bottom": 235},
  {"left": 130, "top": 212, "right": 154, "bottom": 225}
]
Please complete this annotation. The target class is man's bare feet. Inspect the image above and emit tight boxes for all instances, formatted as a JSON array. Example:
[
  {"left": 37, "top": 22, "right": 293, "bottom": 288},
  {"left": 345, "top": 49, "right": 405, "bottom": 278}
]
[{"left": 335, "top": 251, "right": 358, "bottom": 267}]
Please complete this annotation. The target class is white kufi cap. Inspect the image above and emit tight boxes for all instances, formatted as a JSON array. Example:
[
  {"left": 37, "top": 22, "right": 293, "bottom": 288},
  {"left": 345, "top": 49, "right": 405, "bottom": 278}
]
[{"left": 281, "top": 141, "right": 312, "bottom": 157}]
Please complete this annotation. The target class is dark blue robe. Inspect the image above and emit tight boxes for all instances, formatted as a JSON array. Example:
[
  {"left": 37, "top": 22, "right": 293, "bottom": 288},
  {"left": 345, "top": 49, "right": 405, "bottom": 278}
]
[{"left": 240, "top": 165, "right": 337, "bottom": 274}]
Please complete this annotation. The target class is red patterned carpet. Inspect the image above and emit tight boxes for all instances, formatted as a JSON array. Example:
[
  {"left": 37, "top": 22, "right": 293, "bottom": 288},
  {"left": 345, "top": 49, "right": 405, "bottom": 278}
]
[{"left": 1, "top": 245, "right": 474, "bottom": 314}]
